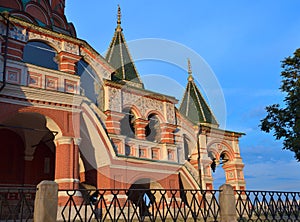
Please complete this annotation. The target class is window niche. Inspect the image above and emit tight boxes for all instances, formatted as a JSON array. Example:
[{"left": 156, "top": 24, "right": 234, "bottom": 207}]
[
  {"left": 120, "top": 108, "right": 136, "bottom": 138},
  {"left": 23, "top": 41, "right": 58, "bottom": 70},
  {"left": 76, "top": 59, "right": 102, "bottom": 106},
  {"left": 145, "top": 114, "right": 161, "bottom": 142}
]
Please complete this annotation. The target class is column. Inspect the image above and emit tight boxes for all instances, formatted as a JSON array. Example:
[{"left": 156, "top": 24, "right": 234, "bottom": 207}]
[
  {"left": 58, "top": 51, "right": 81, "bottom": 74},
  {"left": 105, "top": 110, "right": 125, "bottom": 134},
  {"left": 160, "top": 123, "right": 177, "bottom": 144},
  {"left": 134, "top": 118, "right": 148, "bottom": 139},
  {"left": 223, "top": 162, "right": 246, "bottom": 190},
  {"left": 55, "top": 136, "right": 80, "bottom": 190}
]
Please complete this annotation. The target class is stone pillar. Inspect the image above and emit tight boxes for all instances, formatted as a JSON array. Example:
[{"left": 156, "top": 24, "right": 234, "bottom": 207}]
[
  {"left": 219, "top": 184, "right": 236, "bottom": 222},
  {"left": 105, "top": 110, "right": 125, "bottom": 134},
  {"left": 134, "top": 118, "right": 148, "bottom": 139},
  {"left": 223, "top": 163, "right": 246, "bottom": 190},
  {"left": 160, "top": 123, "right": 177, "bottom": 144},
  {"left": 58, "top": 51, "right": 81, "bottom": 74},
  {"left": 55, "top": 137, "right": 79, "bottom": 189},
  {"left": 5, "top": 39, "right": 25, "bottom": 61},
  {"left": 34, "top": 180, "right": 58, "bottom": 222}
]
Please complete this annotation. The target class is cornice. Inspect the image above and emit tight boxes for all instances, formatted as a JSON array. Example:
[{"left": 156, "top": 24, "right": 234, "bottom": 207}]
[
  {"left": 0, "top": 83, "right": 83, "bottom": 112},
  {"left": 7, "top": 16, "right": 115, "bottom": 73},
  {"left": 104, "top": 79, "right": 178, "bottom": 104}
]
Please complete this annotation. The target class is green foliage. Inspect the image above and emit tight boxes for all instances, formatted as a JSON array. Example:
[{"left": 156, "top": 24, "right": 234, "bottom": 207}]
[{"left": 260, "top": 48, "right": 300, "bottom": 161}]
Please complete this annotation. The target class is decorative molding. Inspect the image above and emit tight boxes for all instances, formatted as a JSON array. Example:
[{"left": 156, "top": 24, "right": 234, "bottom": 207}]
[
  {"left": 56, "top": 136, "right": 73, "bottom": 145},
  {"left": 64, "top": 79, "right": 77, "bottom": 93},
  {"left": 45, "top": 75, "right": 58, "bottom": 90},
  {"left": 0, "top": 22, "right": 28, "bottom": 42},
  {"left": 6, "top": 67, "right": 21, "bottom": 84},
  {"left": 27, "top": 72, "right": 42, "bottom": 88},
  {"left": 73, "top": 137, "right": 82, "bottom": 146}
]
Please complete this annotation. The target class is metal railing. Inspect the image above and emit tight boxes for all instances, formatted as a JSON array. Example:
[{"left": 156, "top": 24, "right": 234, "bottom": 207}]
[
  {"left": 58, "top": 189, "right": 220, "bottom": 222},
  {"left": 235, "top": 190, "right": 300, "bottom": 221},
  {"left": 0, "top": 186, "right": 36, "bottom": 221}
]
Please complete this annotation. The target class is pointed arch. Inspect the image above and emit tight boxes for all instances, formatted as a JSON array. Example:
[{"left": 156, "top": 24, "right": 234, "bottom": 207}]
[
  {"left": 0, "top": 0, "right": 23, "bottom": 10},
  {"left": 10, "top": 12, "right": 37, "bottom": 24},
  {"left": 38, "top": 0, "right": 52, "bottom": 16},
  {"left": 52, "top": 11, "right": 67, "bottom": 29},
  {"left": 25, "top": 1, "right": 51, "bottom": 26}
]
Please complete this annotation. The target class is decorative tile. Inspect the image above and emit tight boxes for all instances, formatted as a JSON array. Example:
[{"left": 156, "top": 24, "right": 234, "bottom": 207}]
[
  {"left": 6, "top": 67, "right": 21, "bottom": 84},
  {"left": 27, "top": 72, "right": 42, "bottom": 88},
  {"left": 45, "top": 75, "right": 58, "bottom": 90},
  {"left": 64, "top": 79, "right": 77, "bottom": 93}
]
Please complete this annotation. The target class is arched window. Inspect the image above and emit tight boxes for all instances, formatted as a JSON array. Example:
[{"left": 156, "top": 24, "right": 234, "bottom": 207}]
[
  {"left": 120, "top": 108, "right": 136, "bottom": 138},
  {"left": 183, "top": 134, "right": 192, "bottom": 160},
  {"left": 23, "top": 41, "right": 58, "bottom": 70},
  {"left": 77, "top": 59, "right": 102, "bottom": 106},
  {"left": 145, "top": 114, "right": 161, "bottom": 142}
]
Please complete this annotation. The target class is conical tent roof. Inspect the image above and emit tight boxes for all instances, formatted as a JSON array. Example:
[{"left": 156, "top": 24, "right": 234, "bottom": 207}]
[
  {"left": 179, "top": 60, "right": 218, "bottom": 126},
  {"left": 105, "top": 6, "right": 144, "bottom": 88}
]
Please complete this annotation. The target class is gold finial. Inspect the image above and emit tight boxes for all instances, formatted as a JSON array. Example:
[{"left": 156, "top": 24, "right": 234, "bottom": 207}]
[
  {"left": 117, "top": 5, "right": 121, "bottom": 25},
  {"left": 187, "top": 58, "right": 194, "bottom": 81}
]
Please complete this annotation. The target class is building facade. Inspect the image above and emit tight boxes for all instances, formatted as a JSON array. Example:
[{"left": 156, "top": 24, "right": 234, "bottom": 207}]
[{"left": 0, "top": 0, "right": 246, "bottom": 194}]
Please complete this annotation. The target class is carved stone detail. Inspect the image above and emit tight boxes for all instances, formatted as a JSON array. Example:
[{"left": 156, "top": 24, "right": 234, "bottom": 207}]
[
  {"left": 0, "top": 23, "right": 28, "bottom": 42},
  {"left": 28, "top": 31, "right": 62, "bottom": 52},
  {"left": 62, "top": 41, "right": 79, "bottom": 55},
  {"left": 108, "top": 87, "right": 122, "bottom": 112}
]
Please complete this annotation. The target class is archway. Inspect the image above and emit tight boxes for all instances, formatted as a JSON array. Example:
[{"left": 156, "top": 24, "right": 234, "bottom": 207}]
[
  {"left": 23, "top": 41, "right": 58, "bottom": 70},
  {"left": 145, "top": 114, "right": 161, "bottom": 142},
  {"left": 0, "top": 112, "right": 59, "bottom": 186},
  {"left": 120, "top": 107, "right": 136, "bottom": 138},
  {"left": 127, "top": 178, "right": 158, "bottom": 217},
  {"left": 208, "top": 146, "right": 232, "bottom": 189},
  {"left": 0, "top": 129, "right": 25, "bottom": 185}
]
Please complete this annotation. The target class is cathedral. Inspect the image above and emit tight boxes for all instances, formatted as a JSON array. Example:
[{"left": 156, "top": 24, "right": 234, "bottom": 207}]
[{"left": 0, "top": 0, "right": 246, "bottom": 194}]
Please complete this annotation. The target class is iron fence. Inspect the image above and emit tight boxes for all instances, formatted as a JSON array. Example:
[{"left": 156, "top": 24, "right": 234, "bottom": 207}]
[
  {"left": 58, "top": 189, "right": 220, "bottom": 222},
  {"left": 0, "top": 186, "right": 36, "bottom": 221},
  {"left": 235, "top": 190, "right": 300, "bottom": 221}
]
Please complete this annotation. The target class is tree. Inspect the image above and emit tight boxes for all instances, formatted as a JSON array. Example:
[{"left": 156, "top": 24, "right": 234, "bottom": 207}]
[{"left": 260, "top": 48, "right": 300, "bottom": 161}]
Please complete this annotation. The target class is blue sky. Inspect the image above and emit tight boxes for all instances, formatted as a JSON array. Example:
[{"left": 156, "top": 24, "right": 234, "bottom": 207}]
[{"left": 66, "top": 1, "right": 300, "bottom": 191}]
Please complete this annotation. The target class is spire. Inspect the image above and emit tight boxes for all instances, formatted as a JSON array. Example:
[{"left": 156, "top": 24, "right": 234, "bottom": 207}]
[
  {"left": 116, "top": 5, "right": 122, "bottom": 31},
  {"left": 105, "top": 5, "right": 144, "bottom": 88},
  {"left": 187, "top": 58, "right": 194, "bottom": 82},
  {"left": 179, "top": 60, "right": 218, "bottom": 126}
]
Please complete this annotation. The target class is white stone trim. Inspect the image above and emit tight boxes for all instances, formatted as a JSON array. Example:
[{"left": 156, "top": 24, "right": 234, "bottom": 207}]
[
  {"left": 55, "top": 178, "right": 80, "bottom": 183},
  {"left": 56, "top": 136, "right": 73, "bottom": 145}
]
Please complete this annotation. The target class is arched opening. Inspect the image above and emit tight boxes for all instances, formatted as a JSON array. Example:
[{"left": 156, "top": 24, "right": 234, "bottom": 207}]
[
  {"left": 0, "top": 112, "right": 58, "bottom": 186},
  {"left": 183, "top": 134, "right": 192, "bottom": 160},
  {"left": 77, "top": 59, "right": 102, "bottom": 106},
  {"left": 209, "top": 150, "right": 230, "bottom": 189},
  {"left": 127, "top": 178, "right": 156, "bottom": 217},
  {"left": 120, "top": 108, "right": 136, "bottom": 138},
  {"left": 0, "top": 129, "right": 25, "bottom": 185},
  {"left": 145, "top": 114, "right": 161, "bottom": 142},
  {"left": 23, "top": 41, "right": 58, "bottom": 70}
]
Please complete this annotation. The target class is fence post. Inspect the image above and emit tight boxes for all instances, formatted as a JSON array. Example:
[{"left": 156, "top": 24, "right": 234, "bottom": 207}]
[
  {"left": 219, "top": 184, "right": 236, "bottom": 222},
  {"left": 34, "top": 180, "right": 58, "bottom": 222}
]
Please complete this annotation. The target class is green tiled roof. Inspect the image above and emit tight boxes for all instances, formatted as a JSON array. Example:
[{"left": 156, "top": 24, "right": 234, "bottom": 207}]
[
  {"left": 105, "top": 6, "right": 143, "bottom": 88},
  {"left": 179, "top": 61, "right": 218, "bottom": 126}
]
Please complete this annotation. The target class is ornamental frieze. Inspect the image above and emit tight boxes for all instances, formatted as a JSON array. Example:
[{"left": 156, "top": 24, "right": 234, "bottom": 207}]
[
  {"left": 108, "top": 87, "right": 122, "bottom": 112},
  {"left": 28, "top": 31, "right": 62, "bottom": 52},
  {"left": 0, "top": 23, "right": 28, "bottom": 42},
  {"left": 62, "top": 41, "right": 79, "bottom": 55}
]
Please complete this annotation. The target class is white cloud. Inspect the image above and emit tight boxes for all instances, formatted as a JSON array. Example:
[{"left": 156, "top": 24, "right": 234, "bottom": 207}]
[{"left": 244, "top": 160, "right": 300, "bottom": 191}]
